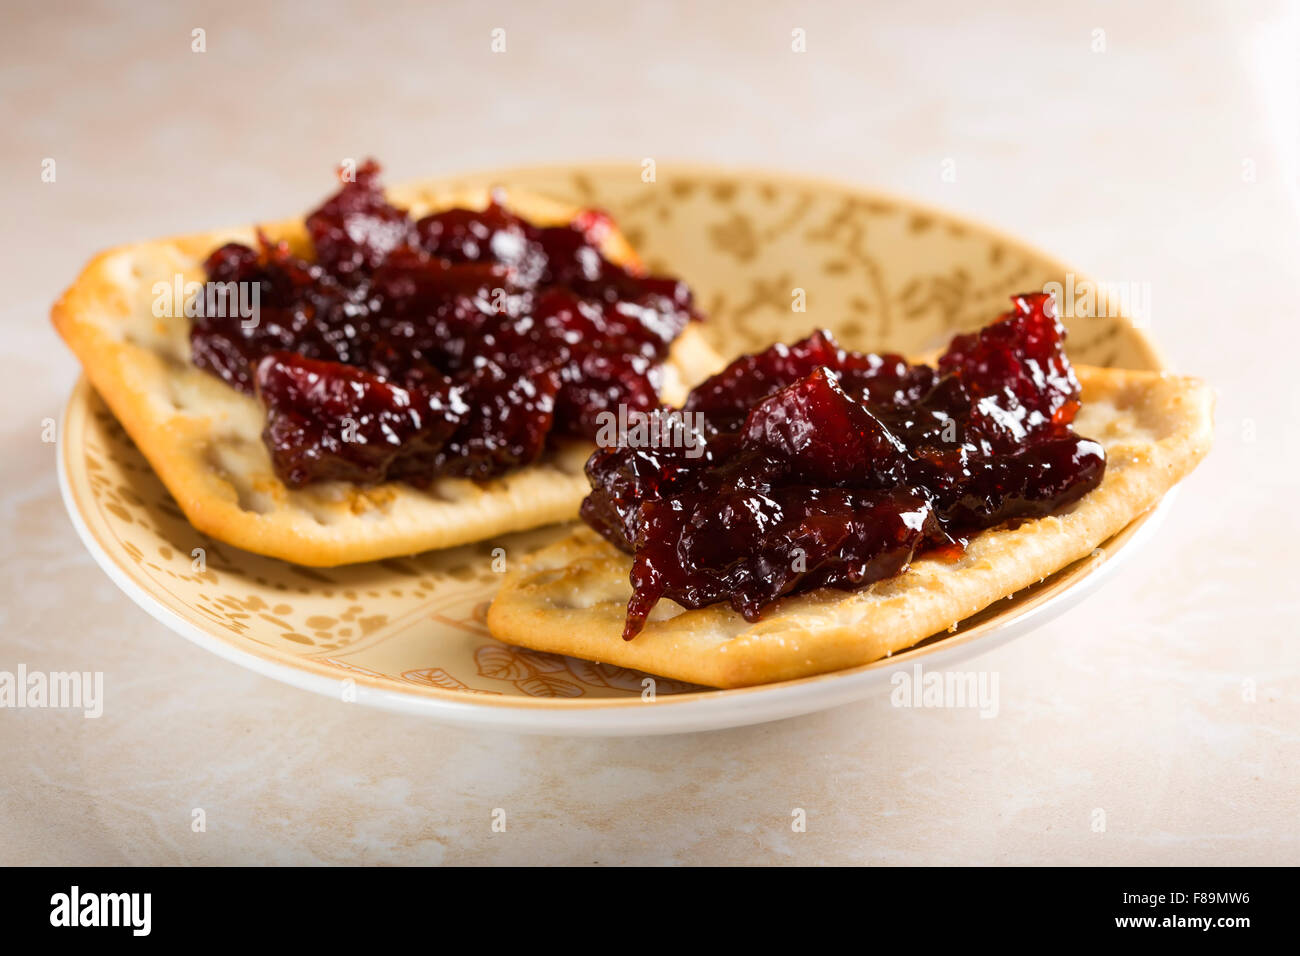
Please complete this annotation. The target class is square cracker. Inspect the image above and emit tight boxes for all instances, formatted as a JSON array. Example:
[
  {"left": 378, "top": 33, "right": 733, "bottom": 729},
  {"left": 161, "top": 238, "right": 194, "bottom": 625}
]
[
  {"left": 486, "top": 366, "right": 1214, "bottom": 687},
  {"left": 51, "top": 183, "right": 722, "bottom": 566}
]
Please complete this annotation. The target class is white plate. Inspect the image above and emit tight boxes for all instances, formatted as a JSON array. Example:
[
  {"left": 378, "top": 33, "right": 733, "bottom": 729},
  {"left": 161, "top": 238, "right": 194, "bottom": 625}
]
[{"left": 56, "top": 162, "right": 1170, "bottom": 735}]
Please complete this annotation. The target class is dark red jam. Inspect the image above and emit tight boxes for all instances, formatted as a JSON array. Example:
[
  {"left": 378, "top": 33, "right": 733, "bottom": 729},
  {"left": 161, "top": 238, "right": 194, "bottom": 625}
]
[
  {"left": 580, "top": 293, "right": 1106, "bottom": 638},
  {"left": 191, "top": 160, "right": 697, "bottom": 486}
]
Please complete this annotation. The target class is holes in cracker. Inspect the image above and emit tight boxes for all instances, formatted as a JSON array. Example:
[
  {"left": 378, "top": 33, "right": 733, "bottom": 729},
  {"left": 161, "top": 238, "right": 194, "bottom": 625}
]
[
  {"left": 205, "top": 440, "right": 277, "bottom": 515},
  {"left": 289, "top": 482, "right": 401, "bottom": 525},
  {"left": 420, "top": 479, "right": 465, "bottom": 503},
  {"left": 644, "top": 601, "right": 686, "bottom": 625},
  {"left": 346, "top": 485, "right": 398, "bottom": 519},
  {"left": 163, "top": 374, "right": 210, "bottom": 414},
  {"left": 298, "top": 497, "right": 348, "bottom": 526},
  {"left": 547, "top": 569, "right": 630, "bottom": 610},
  {"left": 208, "top": 476, "right": 274, "bottom": 515},
  {"left": 291, "top": 482, "right": 353, "bottom": 526}
]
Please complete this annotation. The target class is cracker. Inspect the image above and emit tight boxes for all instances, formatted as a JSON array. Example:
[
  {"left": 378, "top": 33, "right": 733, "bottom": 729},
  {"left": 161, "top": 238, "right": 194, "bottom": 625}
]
[
  {"left": 51, "top": 184, "right": 722, "bottom": 566},
  {"left": 485, "top": 366, "right": 1214, "bottom": 687}
]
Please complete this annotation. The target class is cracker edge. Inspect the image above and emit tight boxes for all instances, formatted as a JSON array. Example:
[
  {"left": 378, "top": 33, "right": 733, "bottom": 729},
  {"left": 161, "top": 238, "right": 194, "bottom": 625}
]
[
  {"left": 485, "top": 367, "right": 1216, "bottom": 688},
  {"left": 51, "top": 189, "right": 718, "bottom": 566}
]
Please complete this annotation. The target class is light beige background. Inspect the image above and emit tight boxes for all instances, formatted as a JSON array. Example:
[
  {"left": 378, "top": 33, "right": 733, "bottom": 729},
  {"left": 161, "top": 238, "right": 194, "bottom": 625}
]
[{"left": 2, "top": 0, "right": 1296, "bottom": 864}]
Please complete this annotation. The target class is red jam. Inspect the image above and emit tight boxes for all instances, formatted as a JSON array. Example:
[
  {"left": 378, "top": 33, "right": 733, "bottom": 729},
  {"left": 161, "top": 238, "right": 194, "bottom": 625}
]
[
  {"left": 580, "top": 293, "right": 1106, "bottom": 638},
  {"left": 191, "top": 160, "right": 697, "bottom": 486}
]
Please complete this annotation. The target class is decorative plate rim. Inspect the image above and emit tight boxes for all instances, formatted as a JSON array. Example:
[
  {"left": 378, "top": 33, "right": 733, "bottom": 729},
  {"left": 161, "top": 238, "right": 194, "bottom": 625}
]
[{"left": 435, "top": 159, "right": 1165, "bottom": 369}]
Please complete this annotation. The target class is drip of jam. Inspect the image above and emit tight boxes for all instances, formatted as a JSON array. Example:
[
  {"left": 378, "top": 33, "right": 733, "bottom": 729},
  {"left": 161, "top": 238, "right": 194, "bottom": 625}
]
[
  {"left": 190, "top": 160, "right": 697, "bottom": 487},
  {"left": 580, "top": 293, "right": 1106, "bottom": 638}
]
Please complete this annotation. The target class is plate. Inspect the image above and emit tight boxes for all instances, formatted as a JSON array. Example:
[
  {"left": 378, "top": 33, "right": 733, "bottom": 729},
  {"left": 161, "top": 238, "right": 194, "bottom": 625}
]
[{"left": 57, "top": 162, "right": 1167, "bottom": 735}]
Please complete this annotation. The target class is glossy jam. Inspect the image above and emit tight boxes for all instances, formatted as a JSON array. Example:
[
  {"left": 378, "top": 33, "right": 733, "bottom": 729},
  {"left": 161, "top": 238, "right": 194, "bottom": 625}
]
[
  {"left": 580, "top": 293, "right": 1106, "bottom": 638},
  {"left": 191, "top": 160, "right": 697, "bottom": 486}
]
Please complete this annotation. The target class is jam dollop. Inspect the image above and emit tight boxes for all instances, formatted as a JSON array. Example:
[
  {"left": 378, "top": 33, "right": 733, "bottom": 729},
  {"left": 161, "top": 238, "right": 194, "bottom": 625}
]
[
  {"left": 580, "top": 293, "right": 1106, "bottom": 638},
  {"left": 191, "top": 160, "right": 697, "bottom": 486}
]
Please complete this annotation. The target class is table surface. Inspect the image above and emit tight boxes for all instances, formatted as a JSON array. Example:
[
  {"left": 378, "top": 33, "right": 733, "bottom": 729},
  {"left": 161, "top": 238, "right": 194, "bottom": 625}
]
[{"left": 2, "top": 0, "right": 1296, "bottom": 865}]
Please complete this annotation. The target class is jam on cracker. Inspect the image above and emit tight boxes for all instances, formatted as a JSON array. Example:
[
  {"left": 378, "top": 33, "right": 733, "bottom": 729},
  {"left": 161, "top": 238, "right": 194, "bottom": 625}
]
[
  {"left": 580, "top": 293, "right": 1106, "bottom": 638},
  {"left": 191, "top": 160, "right": 698, "bottom": 487}
]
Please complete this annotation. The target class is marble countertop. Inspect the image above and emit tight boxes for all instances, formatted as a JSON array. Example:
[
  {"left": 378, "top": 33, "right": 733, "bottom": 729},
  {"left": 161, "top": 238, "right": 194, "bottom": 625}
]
[{"left": 2, "top": 0, "right": 1296, "bottom": 864}]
